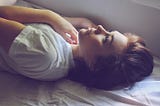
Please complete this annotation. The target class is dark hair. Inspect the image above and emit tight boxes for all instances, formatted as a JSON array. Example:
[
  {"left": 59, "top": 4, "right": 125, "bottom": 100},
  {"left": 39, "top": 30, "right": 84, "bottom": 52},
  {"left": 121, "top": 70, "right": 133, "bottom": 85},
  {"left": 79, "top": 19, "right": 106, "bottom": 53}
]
[{"left": 67, "top": 33, "right": 154, "bottom": 90}]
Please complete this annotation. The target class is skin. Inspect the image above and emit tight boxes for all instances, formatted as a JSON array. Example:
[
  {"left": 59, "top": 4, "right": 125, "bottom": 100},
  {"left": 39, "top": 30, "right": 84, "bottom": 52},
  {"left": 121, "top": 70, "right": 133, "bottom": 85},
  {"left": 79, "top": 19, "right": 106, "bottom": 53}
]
[{"left": 72, "top": 25, "right": 128, "bottom": 65}]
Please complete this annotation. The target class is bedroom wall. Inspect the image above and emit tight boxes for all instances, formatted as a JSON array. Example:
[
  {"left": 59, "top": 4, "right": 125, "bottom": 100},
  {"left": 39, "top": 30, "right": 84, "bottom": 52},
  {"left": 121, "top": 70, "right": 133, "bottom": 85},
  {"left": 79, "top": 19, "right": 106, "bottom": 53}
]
[
  {"left": 0, "top": 0, "right": 17, "bottom": 6},
  {"left": 26, "top": 0, "right": 160, "bottom": 56}
]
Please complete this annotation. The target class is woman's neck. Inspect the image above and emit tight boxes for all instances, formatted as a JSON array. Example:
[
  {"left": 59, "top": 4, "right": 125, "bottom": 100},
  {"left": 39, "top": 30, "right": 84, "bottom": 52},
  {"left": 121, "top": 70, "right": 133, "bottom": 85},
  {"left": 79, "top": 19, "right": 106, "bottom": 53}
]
[{"left": 71, "top": 44, "right": 81, "bottom": 59}]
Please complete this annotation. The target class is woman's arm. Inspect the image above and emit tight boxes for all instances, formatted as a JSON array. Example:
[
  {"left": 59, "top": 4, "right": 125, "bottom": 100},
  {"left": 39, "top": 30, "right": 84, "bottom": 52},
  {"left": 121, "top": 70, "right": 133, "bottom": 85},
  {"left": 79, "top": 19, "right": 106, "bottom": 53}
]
[
  {"left": 0, "top": 6, "right": 96, "bottom": 28},
  {"left": 0, "top": 6, "right": 78, "bottom": 44},
  {"left": 0, "top": 6, "right": 62, "bottom": 27},
  {"left": 0, "top": 6, "right": 97, "bottom": 44},
  {"left": 0, "top": 17, "right": 25, "bottom": 52}
]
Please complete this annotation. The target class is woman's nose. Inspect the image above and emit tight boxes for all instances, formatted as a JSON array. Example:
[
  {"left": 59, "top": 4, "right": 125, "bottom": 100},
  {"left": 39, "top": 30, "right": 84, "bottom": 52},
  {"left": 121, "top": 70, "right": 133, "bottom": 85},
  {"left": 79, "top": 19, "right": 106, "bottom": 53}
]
[{"left": 96, "top": 25, "right": 112, "bottom": 37}]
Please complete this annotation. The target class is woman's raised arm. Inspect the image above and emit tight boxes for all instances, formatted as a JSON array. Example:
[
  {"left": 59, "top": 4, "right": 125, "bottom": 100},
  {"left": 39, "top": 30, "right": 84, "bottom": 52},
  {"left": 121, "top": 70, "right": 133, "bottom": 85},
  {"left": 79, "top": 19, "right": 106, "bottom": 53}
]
[
  {"left": 0, "top": 17, "right": 25, "bottom": 52},
  {"left": 0, "top": 6, "right": 61, "bottom": 26},
  {"left": 0, "top": 6, "right": 78, "bottom": 44}
]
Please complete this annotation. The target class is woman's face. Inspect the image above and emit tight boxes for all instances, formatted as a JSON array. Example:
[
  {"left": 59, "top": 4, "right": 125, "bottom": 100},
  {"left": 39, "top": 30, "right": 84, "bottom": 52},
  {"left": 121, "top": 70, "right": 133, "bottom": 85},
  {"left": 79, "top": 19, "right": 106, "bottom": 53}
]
[{"left": 78, "top": 25, "right": 128, "bottom": 64}]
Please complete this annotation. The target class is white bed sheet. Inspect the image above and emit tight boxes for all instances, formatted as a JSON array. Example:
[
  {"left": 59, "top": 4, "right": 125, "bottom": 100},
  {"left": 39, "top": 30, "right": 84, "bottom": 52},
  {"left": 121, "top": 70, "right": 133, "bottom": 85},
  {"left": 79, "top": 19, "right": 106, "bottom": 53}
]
[
  {"left": 0, "top": 1, "right": 160, "bottom": 106},
  {"left": 0, "top": 60, "right": 160, "bottom": 106}
]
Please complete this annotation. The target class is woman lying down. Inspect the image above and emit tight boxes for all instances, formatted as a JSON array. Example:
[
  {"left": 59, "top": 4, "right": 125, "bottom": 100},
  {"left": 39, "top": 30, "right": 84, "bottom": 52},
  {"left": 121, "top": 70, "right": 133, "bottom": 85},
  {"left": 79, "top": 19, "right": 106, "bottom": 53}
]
[{"left": 0, "top": 6, "right": 153, "bottom": 90}]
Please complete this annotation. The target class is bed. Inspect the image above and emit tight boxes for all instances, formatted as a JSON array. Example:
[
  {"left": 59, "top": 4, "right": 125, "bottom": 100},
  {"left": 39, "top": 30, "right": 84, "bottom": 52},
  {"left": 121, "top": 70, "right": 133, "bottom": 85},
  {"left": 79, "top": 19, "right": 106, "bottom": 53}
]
[{"left": 0, "top": 0, "right": 160, "bottom": 106}]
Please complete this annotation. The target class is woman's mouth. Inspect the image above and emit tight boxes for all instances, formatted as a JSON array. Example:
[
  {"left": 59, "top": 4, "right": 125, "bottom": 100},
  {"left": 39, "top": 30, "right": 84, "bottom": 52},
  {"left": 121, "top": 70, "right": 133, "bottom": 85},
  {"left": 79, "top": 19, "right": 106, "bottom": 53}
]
[{"left": 85, "top": 28, "right": 92, "bottom": 35}]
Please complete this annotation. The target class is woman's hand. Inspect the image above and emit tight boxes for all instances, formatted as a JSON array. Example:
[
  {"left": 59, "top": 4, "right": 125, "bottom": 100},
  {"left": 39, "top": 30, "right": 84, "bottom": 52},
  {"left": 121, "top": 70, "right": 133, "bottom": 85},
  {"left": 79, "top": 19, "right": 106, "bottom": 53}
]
[{"left": 52, "top": 17, "right": 78, "bottom": 44}]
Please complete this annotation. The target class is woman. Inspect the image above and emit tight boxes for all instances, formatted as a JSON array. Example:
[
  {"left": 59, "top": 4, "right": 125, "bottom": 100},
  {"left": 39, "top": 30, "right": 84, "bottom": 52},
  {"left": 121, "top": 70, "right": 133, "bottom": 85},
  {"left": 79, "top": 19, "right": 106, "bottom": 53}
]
[{"left": 0, "top": 6, "right": 153, "bottom": 90}]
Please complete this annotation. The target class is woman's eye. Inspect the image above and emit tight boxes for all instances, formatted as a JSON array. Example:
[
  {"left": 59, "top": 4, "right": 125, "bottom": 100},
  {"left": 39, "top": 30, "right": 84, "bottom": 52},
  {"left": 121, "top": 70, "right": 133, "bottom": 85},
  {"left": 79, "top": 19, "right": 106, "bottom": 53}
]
[
  {"left": 103, "top": 36, "right": 109, "bottom": 44},
  {"left": 95, "top": 28, "right": 101, "bottom": 34}
]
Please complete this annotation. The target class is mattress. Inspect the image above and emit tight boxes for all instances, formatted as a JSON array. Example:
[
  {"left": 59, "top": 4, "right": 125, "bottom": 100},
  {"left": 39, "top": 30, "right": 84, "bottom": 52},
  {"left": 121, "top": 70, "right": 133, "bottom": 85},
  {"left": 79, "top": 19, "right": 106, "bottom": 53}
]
[{"left": 0, "top": 0, "right": 160, "bottom": 106}]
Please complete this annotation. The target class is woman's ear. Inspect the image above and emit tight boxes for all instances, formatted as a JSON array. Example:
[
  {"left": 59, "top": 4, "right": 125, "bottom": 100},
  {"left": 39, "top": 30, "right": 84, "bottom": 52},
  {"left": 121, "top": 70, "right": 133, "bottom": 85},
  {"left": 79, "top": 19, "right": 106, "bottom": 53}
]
[{"left": 0, "top": 0, "right": 17, "bottom": 6}]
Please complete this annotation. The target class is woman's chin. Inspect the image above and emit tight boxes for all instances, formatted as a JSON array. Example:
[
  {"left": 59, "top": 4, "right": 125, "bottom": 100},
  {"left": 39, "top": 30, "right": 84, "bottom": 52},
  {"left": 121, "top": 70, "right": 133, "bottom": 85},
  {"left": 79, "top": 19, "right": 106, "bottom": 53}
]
[{"left": 79, "top": 29, "right": 86, "bottom": 35}]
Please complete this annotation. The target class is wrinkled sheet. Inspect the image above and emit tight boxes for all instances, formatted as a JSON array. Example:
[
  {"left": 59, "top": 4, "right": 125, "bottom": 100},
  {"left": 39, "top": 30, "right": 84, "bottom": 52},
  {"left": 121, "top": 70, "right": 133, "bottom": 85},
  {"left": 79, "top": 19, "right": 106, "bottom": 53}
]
[
  {"left": 0, "top": 59, "right": 160, "bottom": 106},
  {"left": 0, "top": 0, "right": 160, "bottom": 106}
]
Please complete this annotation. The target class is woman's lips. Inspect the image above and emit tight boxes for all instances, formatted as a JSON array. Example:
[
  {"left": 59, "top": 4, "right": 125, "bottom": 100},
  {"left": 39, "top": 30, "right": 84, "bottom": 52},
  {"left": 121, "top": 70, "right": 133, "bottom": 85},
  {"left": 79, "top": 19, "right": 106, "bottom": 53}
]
[{"left": 85, "top": 28, "right": 92, "bottom": 35}]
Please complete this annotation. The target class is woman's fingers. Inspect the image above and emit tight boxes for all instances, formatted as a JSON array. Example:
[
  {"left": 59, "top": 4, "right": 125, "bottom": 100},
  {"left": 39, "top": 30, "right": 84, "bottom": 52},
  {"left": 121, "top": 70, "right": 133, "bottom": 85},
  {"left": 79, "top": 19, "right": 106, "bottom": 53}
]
[
  {"left": 65, "top": 30, "right": 78, "bottom": 44},
  {"left": 67, "top": 29, "right": 78, "bottom": 44},
  {"left": 60, "top": 28, "right": 78, "bottom": 44}
]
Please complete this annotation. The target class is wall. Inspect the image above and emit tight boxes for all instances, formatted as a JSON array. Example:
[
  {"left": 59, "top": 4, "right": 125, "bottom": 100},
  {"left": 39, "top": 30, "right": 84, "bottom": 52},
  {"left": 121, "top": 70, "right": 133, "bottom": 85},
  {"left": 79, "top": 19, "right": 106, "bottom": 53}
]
[
  {"left": 0, "top": 0, "right": 17, "bottom": 6},
  {"left": 26, "top": 0, "right": 160, "bottom": 56}
]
